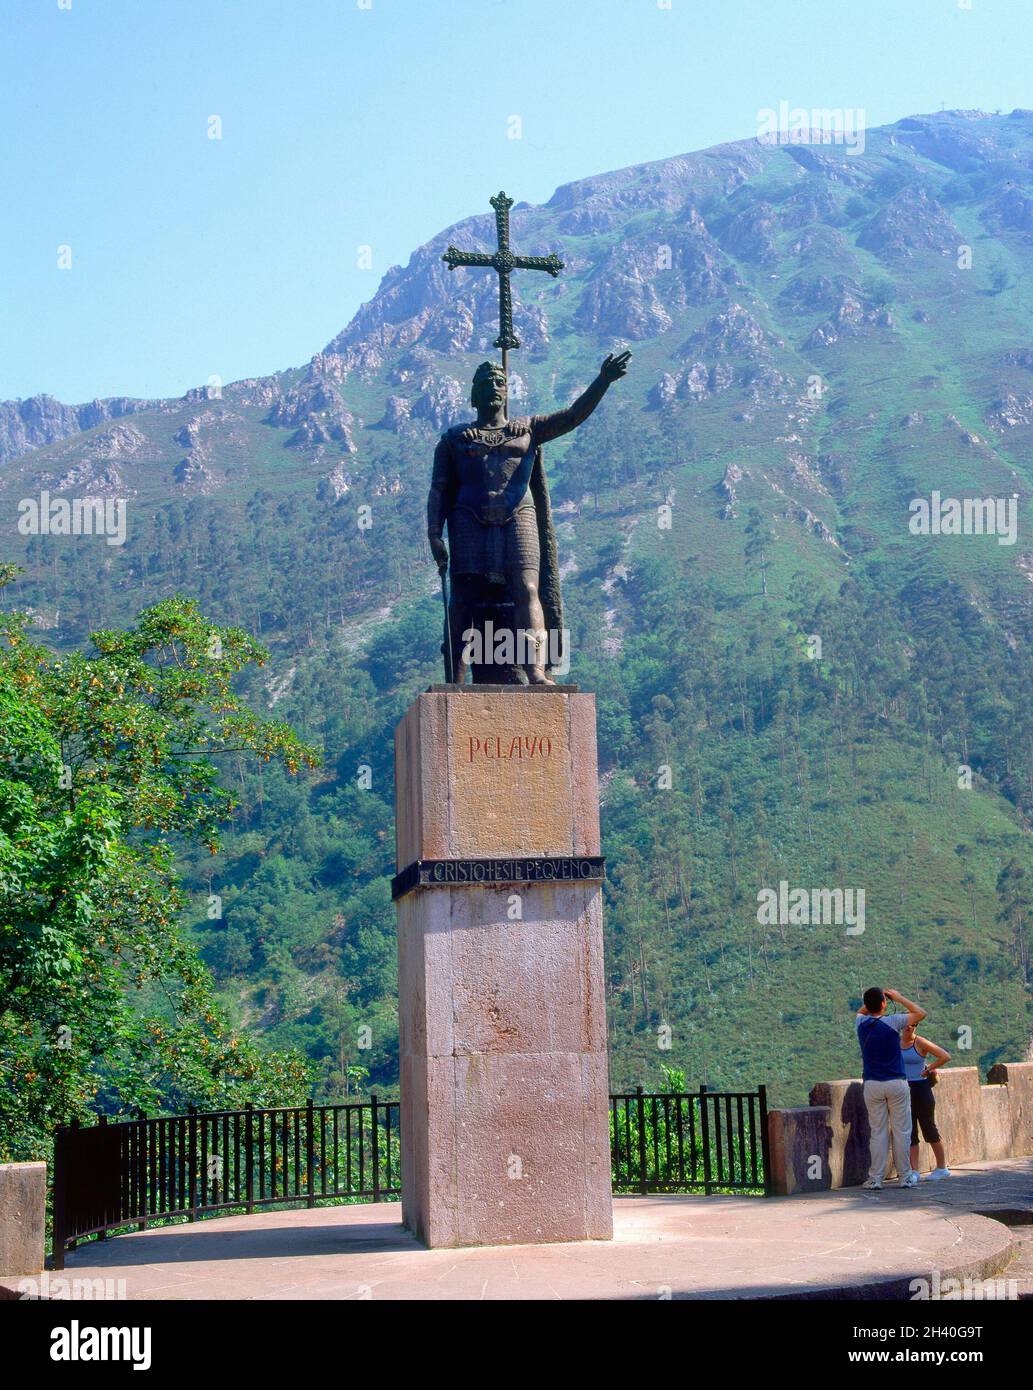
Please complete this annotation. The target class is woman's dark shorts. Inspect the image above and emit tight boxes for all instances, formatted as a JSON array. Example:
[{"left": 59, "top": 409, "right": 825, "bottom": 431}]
[{"left": 909, "top": 1078, "right": 940, "bottom": 1145}]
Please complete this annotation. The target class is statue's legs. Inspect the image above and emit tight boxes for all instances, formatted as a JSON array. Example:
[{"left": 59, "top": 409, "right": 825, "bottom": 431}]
[
  {"left": 448, "top": 573, "right": 480, "bottom": 684},
  {"left": 511, "top": 566, "right": 554, "bottom": 686}
]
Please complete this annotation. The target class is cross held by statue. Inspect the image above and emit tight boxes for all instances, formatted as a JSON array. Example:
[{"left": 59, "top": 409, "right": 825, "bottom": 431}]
[{"left": 442, "top": 191, "right": 564, "bottom": 374}]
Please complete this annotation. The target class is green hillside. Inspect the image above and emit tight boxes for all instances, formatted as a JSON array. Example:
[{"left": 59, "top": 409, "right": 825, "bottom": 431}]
[{"left": 2, "top": 109, "right": 1032, "bottom": 1107}]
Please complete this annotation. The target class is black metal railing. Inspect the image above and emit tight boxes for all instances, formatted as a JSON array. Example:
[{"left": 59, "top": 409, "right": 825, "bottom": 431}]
[
  {"left": 51, "top": 1085, "right": 770, "bottom": 1267},
  {"left": 610, "top": 1086, "right": 771, "bottom": 1196},
  {"left": 52, "top": 1097, "right": 398, "bottom": 1269}
]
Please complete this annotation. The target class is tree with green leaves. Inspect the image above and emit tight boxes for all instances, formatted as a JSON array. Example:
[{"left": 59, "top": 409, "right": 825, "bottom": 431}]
[
  {"left": 744, "top": 506, "right": 775, "bottom": 600},
  {"left": 997, "top": 859, "right": 1030, "bottom": 992},
  {"left": 0, "top": 571, "right": 320, "bottom": 1161}
]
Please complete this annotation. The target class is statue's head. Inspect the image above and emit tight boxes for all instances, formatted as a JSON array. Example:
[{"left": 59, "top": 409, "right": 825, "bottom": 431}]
[{"left": 470, "top": 361, "right": 507, "bottom": 412}]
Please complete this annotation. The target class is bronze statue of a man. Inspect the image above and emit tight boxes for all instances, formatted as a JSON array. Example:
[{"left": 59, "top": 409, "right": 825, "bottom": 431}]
[{"left": 427, "top": 351, "right": 631, "bottom": 684}]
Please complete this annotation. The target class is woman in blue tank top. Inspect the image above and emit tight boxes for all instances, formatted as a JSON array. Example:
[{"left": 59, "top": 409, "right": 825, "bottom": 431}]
[{"left": 900, "top": 1024, "right": 951, "bottom": 1180}]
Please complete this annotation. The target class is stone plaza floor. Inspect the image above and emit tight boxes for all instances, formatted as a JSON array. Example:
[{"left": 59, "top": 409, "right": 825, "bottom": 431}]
[{"left": 10, "top": 1156, "right": 1030, "bottom": 1301}]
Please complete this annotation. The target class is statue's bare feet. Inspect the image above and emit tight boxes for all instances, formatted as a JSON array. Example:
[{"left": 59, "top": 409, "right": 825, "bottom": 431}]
[{"left": 526, "top": 665, "right": 555, "bottom": 686}]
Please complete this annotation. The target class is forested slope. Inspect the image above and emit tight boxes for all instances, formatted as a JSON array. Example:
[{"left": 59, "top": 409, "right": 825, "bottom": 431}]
[{"left": 3, "top": 109, "right": 1033, "bottom": 1105}]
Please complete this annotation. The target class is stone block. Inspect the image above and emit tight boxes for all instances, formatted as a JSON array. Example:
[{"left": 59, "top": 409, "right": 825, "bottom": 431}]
[
  {"left": 987, "top": 1061, "right": 1033, "bottom": 1158},
  {"left": 808, "top": 1078, "right": 868, "bottom": 1188},
  {"left": 767, "top": 1107, "right": 832, "bottom": 1195},
  {"left": 0, "top": 1162, "right": 46, "bottom": 1275},
  {"left": 980, "top": 1085, "right": 1014, "bottom": 1162}
]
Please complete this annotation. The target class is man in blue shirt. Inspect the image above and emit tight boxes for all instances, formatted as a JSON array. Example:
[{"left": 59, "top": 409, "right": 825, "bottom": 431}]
[{"left": 855, "top": 986, "right": 926, "bottom": 1190}]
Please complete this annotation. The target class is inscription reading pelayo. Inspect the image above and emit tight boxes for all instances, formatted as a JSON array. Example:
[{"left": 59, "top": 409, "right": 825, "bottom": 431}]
[{"left": 467, "top": 733, "right": 554, "bottom": 762}]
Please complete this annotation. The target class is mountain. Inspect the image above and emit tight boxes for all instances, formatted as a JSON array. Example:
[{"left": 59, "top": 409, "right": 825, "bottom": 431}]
[{"left": 3, "top": 109, "right": 1032, "bottom": 1105}]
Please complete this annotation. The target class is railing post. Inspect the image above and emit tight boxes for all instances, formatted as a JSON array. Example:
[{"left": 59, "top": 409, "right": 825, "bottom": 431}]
[
  {"left": 758, "top": 1084, "right": 773, "bottom": 1196},
  {"left": 96, "top": 1115, "right": 108, "bottom": 1240},
  {"left": 51, "top": 1124, "right": 68, "bottom": 1270},
  {"left": 245, "top": 1102, "right": 254, "bottom": 1214},
  {"left": 370, "top": 1094, "right": 381, "bottom": 1202},
  {"left": 136, "top": 1110, "right": 148, "bottom": 1231},
  {"left": 305, "top": 1098, "right": 315, "bottom": 1208},
  {"left": 699, "top": 1086, "right": 713, "bottom": 1195},
  {"left": 187, "top": 1104, "right": 198, "bottom": 1222},
  {"left": 635, "top": 1086, "right": 648, "bottom": 1196},
  {"left": 66, "top": 1117, "right": 81, "bottom": 1251}
]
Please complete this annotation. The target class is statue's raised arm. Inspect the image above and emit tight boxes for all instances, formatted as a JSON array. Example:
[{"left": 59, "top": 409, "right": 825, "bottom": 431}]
[{"left": 531, "top": 352, "right": 632, "bottom": 445}]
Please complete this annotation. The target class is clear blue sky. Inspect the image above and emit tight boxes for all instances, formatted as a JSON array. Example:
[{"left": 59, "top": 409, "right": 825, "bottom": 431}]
[{"left": 2, "top": 0, "right": 1031, "bottom": 403}]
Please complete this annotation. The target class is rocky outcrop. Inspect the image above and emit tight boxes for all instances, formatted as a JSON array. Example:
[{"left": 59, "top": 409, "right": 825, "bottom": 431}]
[
  {"left": 777, "top": 182, "right": 846, "bottom": 229},
  {"left": 380, "top": 395, "right": 412, "bottom": 432},
  {"left": 390, "top": 345, "right": 439, "bottom": 385},
  {"left": 717, "top": 199, "right": 779, "bottom": 265},
  {"left": 50, "top": 459, "right": 126, "bottom": 496},
  {"left": 893, "top": 112, "right": 1000, "bottom": 173},
  {"left": 174, "top": 453, "right": 217, "bottom": 492},
  {"left": 651, "top": 303, "right": 792, "bottom": 409},
  {"left": 785, "top": 502, "right": 841, "bottom": 547},
  {"left": 986, "top": 391, "right": 1033, "bottom": 430},
  {"left": 266, "top": 380, "right": 358, "bottom": 451},
  {"left": 224, "top": 377, "right": 281, "bottom": 409},
  {"left": 983, "top": 185, "right": 1033, "bottom": 239},
  {"left": 317, "top": 461, "right": 355, "bottom": 502},
  {"left": 379, "top": 375, "right": 467, "bottom": 434},
  {"left": 803, "top": 288, "right": 894, "bottom": 348},
  {"left": 411, "top": 376, "right": 465, "bottom": 430},
  {"left": 787, "top": 225, "right": 854, "bottom": 265},
  {"left": 651, "top": 361, "right": 735, "bottom": 408},
  {"left": 0, "top": 394, "right": 154, "bottom": 467},
  {"left": 856, "top": 185, "right": 959, "bottom": 260},
  {"left": 40, "top": 421, "right": 149, "bottom": 496},
  {"left": 717, "top": 460, "right": 746, "bottom": 518},
  {"left": 779, "top": 273, "right": 854, "bottom": 314},
  {"left": 680, "top": 303, "right": 776, "bottom": 359},
  {"left": 575, "top": 266, "right": 672, "bottom": 339}
]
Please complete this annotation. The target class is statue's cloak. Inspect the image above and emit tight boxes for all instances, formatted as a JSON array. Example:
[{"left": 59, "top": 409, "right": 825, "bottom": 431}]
[{"left": 528, "top": 445, "right": 563, "bottom": 664}]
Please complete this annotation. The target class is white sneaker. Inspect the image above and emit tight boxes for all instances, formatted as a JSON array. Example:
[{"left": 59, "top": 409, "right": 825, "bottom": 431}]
[
  {"left": 901, "top": 1171, "right": 920, "bottom": 1188},
  {"left": 862, "top": 1177, "right": 883, "bottom": 1190},
  {"left": 924, "top": 1167, "right": 951, "bottom": 1180}
]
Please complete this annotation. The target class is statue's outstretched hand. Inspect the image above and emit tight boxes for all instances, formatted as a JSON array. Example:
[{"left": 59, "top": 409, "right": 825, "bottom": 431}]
[
  {"left": 430, "top": 536, "right": 448, "bottom": 573},
  {"left": 600, "top": 350, "right": 632, "bottom": 383}
]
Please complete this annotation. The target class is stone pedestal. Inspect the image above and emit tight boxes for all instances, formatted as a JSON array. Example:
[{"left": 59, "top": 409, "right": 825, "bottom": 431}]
[{"left": 393, "top": 685, "right": 612, "bottom": 1248}]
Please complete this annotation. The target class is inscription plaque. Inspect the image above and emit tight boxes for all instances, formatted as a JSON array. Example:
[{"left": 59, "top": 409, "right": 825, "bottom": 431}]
[{"left": 392, "top": 854, "right": 605, "bottom": 901}]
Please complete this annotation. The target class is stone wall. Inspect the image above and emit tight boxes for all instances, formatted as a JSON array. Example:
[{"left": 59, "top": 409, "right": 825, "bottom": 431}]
[
  {"left": 988, "top": 1061, "right": 1033, "bottom": 1158},
  {"left": 0, "top": 1162, "right": 46, "bottom": 1276},
  {"left": 768, "top": 1062, "right": 1033, "bottom": 1194}
]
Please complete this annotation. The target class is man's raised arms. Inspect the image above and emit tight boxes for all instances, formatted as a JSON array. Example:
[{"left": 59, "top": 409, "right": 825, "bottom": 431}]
[{"left": 885, "top": 988, "right": 926, "bottom": 1026}]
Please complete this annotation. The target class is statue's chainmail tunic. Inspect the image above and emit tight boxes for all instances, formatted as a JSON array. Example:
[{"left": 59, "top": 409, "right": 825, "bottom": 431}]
[{"left": 448, "top": 503, "right": 540, "bottom": 583}]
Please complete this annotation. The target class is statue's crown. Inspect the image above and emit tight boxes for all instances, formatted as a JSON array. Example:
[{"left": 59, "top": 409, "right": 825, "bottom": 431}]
[{"left": 472, "top": 361, "right": 505, "bottom": 383}]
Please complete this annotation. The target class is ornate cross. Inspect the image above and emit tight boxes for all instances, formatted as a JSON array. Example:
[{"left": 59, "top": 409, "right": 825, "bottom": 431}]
[{"left": 442, "top": 191, "right": 564, "bottom": 373}]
